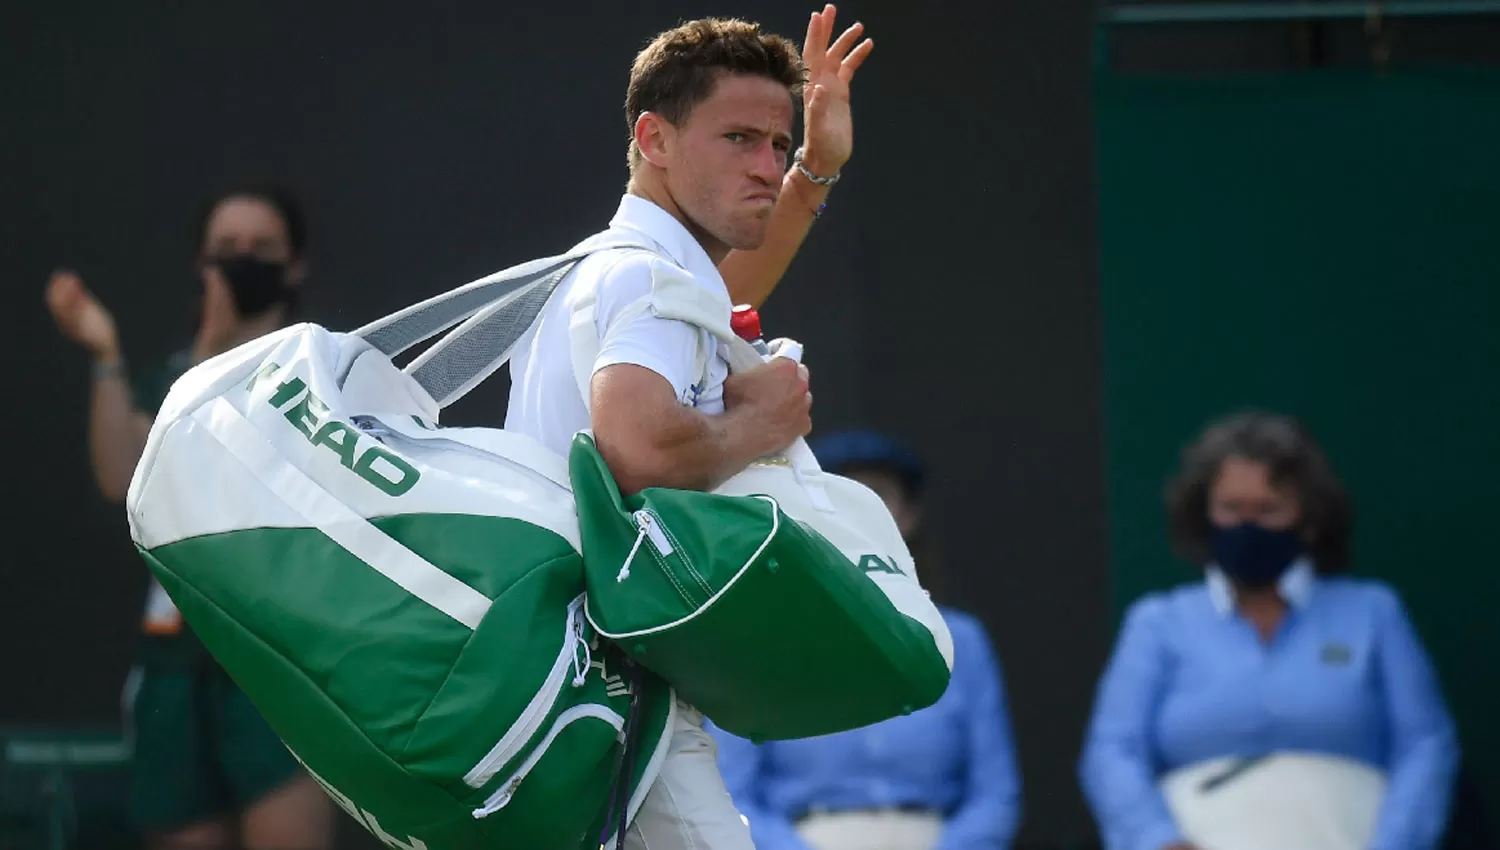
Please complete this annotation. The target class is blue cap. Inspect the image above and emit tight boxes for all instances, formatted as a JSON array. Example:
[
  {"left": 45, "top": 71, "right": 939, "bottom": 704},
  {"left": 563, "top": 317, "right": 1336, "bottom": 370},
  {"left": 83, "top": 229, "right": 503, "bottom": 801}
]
[{"left": 807, "top": 429, "right": 925, "bottom": 496}]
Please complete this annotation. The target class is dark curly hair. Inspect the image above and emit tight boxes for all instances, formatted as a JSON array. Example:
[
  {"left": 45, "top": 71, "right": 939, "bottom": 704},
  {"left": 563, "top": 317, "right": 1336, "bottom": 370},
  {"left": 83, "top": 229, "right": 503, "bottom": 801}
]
[{"left": 1165, "top": 411, "right": 1353, "bottom": 574}]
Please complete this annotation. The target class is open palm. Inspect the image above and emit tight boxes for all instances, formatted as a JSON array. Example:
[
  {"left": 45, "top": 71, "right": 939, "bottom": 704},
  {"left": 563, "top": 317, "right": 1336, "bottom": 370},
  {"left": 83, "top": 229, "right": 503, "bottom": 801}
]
[
  {"left": 799, "top": 4, "right": 874, "bottom": 177},
  {"left": 45, "top": 269, "right": 119, "bottom": 357}
]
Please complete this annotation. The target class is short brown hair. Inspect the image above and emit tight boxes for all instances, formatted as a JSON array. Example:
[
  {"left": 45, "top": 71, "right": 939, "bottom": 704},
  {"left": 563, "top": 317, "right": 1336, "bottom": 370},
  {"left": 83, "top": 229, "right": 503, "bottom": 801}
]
[
  {"left": 1165, "top": 411, "right": 1354, "bottom": 574},
  {"left": 625, "top": 18, "right": 805, "bottom": 169}
]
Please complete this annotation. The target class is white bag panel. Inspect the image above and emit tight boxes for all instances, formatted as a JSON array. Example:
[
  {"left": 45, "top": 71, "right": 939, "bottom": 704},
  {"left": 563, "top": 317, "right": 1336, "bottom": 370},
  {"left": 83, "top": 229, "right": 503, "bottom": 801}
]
[
  {"left": 715, "top": 465, "right": 954, "bottom": 669},
  {"left": 130, "top": 414, "right": 318, "bottom": 548},
  {"left": 338, "top": 344, "right": 442, "bottom": 424},
  {"left": 132, "top": 239, "right": 649, "bottom": 547},
  {"left": 1161, "top": 753, "right": 1386, "bottom": 850},
  {"left": 714, "top": 464, "right": 915, "bottom": 577},
  {"left": 376, "top": 434, "right": 581, "bottom": 552},
  {"left": 129, "top": 326, "right": 307, "bottom": 543},
  {"left": 365, "top": 408, "right": 572, "bottom": 495},
  {"left": 151, "top": 324, "right": 320, "bottom": 427},
  {"left": 130, "top": 324, "right": 582, "bottom": 553}
]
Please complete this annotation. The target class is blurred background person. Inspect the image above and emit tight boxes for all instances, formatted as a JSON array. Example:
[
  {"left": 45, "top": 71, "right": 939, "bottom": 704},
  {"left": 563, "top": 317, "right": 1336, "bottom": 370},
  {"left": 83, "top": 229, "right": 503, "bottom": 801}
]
[
  {"left": 711, "top": 429, "right": 1022, "bottom": 850},
  {"left": 1079, "top": 411, "right": 1458, "bottom": 850},
  {"left": 43, "top": 183, "right": 334, "bottom": 850}
]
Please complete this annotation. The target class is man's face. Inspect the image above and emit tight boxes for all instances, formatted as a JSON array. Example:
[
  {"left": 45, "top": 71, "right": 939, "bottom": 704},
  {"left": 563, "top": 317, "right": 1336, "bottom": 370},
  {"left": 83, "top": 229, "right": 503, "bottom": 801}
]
[{"left": 663, "top": 73, "right": 794, "bottom": 252}]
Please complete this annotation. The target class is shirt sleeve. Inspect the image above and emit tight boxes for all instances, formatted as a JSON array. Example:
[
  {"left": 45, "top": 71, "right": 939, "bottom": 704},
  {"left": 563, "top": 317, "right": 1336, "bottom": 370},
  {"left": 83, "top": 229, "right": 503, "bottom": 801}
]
[
  {"left": 710, "top": 726, "right": 816, "bottom": 850},
  {"left": 937, "top": 615, "right": 1022, "bottom": 850},
  {"left": 1367, "top": 585, "right": 1459, "bottom": 850},
  {"left": 590, "top": 252, "right": 709, "bottom": 406},
  {"left": 1078, "top": 596, "right": 1186, "bottom": 850}
]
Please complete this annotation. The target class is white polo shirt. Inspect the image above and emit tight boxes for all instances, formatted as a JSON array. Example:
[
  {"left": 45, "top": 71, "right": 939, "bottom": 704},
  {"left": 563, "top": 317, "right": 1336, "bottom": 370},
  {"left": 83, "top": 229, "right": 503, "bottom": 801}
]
[{"left": 504, "top": 194, "right": 731, "bottom": 456}]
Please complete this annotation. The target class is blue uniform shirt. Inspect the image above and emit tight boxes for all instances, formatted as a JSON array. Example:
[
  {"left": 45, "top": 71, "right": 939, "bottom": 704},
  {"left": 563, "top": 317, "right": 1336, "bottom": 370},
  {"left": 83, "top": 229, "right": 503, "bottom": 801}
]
[
  {"left": 1079, "top": 561, "right": 1458, "bottom": 850},
  {"left": 711, "top": 607, "right": 1021, "bottom": 850}
]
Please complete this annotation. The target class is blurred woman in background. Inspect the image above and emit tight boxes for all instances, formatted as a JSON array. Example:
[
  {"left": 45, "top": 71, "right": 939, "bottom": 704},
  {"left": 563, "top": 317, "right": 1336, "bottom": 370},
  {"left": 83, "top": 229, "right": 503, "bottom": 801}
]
[
  {"left": 45, "top": 184, "right": 333, "bottom": 850},
  {"left": 1079, "top": 411, "right": 1458, "bottom": 850}
]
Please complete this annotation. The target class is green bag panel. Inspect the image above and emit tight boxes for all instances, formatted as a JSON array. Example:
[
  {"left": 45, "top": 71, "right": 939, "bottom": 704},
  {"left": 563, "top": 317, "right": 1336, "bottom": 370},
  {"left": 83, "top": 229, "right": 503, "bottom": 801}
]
[
  {"left": 141, "top": 526, "right": 469, "bottom": 747},
  {"left": 144, "top": 549, "right": 499, "bottom": 847},
  {"left": 568, "top": 434, "right": 952, "bottom": 742},
  {"left": 142, "top": 545, "right": 674, "bottom": 850},
  {"left": 371, "top": 513, "right": 581, "bottom": 601},
  {"left": 497, "top": 668, "right": 677, "bottom": 850},
  {"left": 397, "top": 558, "right": 595, "bottom": 783},
  {"left": 143, "top": 514, "right": 598, "bottom": 769}
]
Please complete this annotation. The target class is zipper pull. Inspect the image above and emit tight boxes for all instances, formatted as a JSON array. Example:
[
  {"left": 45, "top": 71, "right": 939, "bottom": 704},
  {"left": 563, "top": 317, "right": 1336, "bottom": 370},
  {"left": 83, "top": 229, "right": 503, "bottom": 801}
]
[
  {"left": 616, "top": 512, "right": 673, "bottom": 582},
  {"left": 634, "top": 511, "right": 674, "bottom": 556},
  {"left": 471, "top": 779, "right": 519, "bottom": 818},
  {"left": 571, "top": 615, "right": 590, "bottom": 688},
  {"left": 617, "top": 524, "right": 643, "bottom": 583}
]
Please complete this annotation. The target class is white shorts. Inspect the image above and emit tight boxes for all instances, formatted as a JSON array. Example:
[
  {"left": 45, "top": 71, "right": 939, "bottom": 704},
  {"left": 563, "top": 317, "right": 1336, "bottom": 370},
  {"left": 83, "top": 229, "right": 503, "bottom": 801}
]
[{"left": 624, "top": 699, "right": 755, "bottom": 850}]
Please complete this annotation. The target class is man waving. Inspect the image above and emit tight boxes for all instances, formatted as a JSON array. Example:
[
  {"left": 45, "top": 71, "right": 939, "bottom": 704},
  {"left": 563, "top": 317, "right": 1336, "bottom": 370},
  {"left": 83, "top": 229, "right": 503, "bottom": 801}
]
[{"left": 504, "top": 6, "right": 872, "bottom": 848}]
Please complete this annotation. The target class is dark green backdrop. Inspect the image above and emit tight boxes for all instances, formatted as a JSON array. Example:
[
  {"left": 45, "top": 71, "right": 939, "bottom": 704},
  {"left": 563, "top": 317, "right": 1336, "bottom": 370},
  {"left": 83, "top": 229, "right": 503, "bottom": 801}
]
[{"left": 1098, "top": 65, "right": 1500, "bottom": 828}]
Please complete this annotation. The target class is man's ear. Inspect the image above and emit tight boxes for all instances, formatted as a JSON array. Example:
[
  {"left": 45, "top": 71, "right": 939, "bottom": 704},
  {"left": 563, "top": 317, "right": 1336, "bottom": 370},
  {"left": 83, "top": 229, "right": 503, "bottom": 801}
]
[{"left": 634, "top": 111, "right": 674, "bottom": 168}]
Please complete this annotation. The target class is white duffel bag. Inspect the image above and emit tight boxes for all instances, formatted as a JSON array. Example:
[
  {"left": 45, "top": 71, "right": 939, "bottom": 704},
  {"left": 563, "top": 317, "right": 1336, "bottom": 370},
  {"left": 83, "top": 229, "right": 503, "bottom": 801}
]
[{"left": 124, "top": 244, "right": 677, "bottom": 850}]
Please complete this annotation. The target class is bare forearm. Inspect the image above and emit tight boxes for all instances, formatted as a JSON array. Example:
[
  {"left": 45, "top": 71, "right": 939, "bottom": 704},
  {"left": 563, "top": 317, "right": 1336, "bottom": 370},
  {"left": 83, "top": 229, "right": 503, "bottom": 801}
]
[
  {"left": 88, "top": 365, "right": 152, "bottom": 503},
  {"left": 719, "top": 170, "right": 831, "bottom": 309},
  {"left": 596, "top": 405, "right": 771, "bottom": 497}
]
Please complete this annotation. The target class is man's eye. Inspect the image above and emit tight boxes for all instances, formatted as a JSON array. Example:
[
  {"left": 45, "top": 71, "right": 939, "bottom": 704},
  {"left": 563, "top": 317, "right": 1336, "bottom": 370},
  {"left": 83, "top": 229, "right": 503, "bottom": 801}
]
[{"left": 726, "top": 133, "right": 746, "bottom": 142}]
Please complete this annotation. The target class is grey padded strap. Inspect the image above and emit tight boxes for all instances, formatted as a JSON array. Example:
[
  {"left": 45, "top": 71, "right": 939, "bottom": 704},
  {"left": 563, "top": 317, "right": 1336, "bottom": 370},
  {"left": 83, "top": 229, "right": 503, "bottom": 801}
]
[
  {"left": 398, "top": 241, "right": 656, "bottom": 408},
  {"left": 404, "top": 260, "right": 577, "bottom": 408},
  {"left": 353, "top": 245, "right": 635, "bottom": 358}
]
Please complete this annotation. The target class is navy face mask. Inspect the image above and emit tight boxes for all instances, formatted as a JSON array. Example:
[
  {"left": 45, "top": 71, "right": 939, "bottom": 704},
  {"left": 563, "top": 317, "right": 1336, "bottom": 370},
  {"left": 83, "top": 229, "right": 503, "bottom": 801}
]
[{"left": 1210, "top": 522, "right": 1304, "bottom": 588}]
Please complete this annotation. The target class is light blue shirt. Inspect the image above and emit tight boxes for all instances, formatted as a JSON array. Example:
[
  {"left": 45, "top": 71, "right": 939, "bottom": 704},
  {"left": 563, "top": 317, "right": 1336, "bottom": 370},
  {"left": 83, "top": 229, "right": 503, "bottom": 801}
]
[
  {"left": 1079, "top": 561, "right": 1458, "bottom": 850},
  {"left": 711, "top": 607, "right": 1021, "bottom": 850}
]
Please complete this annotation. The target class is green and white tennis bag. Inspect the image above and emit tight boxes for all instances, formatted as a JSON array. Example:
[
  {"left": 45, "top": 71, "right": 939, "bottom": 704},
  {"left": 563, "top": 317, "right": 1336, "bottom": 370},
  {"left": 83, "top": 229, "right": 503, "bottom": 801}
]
[
  {"left": 566, "top": 253, "right": 956, "bottom": 743},
  {"left": 125, "top": 248, "right": 676, "bottom": 850}
]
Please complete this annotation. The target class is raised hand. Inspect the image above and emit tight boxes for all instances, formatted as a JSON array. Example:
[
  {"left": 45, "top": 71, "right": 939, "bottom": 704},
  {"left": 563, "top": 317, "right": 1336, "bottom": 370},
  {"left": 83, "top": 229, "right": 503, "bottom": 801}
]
[
  {"left": 45, "top": 269, "right": 120, "bottom": 360},
  {"left": 799, "top": 3, "right": 874, "bottom": 178}
]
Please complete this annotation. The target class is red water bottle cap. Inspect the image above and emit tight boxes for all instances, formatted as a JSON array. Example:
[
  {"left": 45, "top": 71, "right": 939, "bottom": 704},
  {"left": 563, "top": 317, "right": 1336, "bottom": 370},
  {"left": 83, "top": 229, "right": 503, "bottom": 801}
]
[{"left": 730, "top": 304, "right": 763, "bottom": 341}]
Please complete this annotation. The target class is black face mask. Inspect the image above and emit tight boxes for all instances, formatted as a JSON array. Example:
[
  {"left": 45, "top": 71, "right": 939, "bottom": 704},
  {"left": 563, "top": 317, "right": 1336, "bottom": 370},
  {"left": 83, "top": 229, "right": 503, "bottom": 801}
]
[
  {"left": 1210, "top": 522, "right": 1304, "bottom": 588},
  {"left": 210, "top": 255, "right": 294, "bottom": 317}
]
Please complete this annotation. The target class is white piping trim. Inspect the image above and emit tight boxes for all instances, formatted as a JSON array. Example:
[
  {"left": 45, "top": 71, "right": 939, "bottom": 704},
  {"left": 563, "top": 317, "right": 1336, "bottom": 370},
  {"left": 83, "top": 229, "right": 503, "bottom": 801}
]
[{"left": 584, "top": 496, "right": 780, "bottom": 640}]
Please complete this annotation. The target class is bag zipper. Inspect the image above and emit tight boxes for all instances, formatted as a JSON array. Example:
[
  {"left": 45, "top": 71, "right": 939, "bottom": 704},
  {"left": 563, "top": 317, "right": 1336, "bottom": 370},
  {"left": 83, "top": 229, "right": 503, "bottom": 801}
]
[
  {"left": 588, "top": 496, "right": 781, "bottom": 641},
  {"left": 470, "top": 704, "right": 625, "bottom": 818},
  {"left": 615, "top": 510, "right": 674, "bottom": 583},
  {"left": 462, "top": 596, "right": 586, "bottom": 788},
  {"left": 635, "top": 510, "right": 673, "bottom": 556}
]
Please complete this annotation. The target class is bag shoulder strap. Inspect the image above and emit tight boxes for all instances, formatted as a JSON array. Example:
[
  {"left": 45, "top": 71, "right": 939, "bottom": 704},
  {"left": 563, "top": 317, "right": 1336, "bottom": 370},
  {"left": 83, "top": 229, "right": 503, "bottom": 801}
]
[
  {"left": 354, "top": 249, "right": 582, "bottom": 357},
  {"left": 352, "top": 240, "right": 652, "bottom": 409}
]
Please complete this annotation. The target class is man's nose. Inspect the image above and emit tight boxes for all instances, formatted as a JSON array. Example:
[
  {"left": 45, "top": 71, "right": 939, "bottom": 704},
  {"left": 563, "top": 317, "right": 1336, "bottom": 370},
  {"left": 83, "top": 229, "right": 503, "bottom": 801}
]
[{"left": 749, "top": 140, "right": 784, "bottom": 184}]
